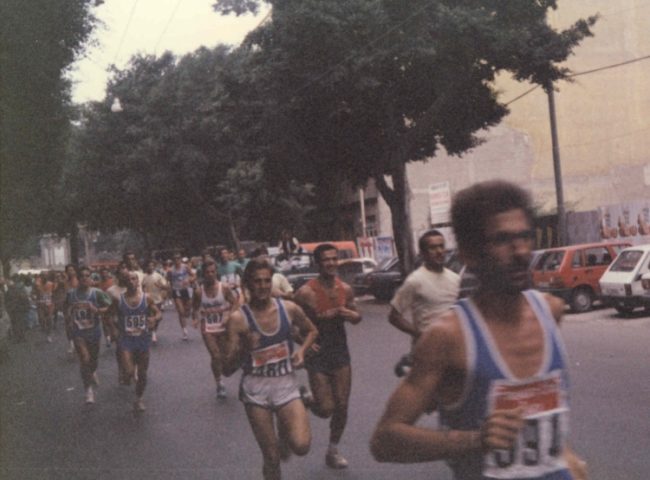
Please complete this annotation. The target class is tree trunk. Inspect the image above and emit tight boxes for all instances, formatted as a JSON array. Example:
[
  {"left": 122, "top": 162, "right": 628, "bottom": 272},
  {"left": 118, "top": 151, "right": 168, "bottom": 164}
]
[
  {"left": 69, "top": 224, "right": 80, "bottom": 265},
  {"left": 228, "top": 213, "right": 240, "bottom": 252},
  {"left": 374, "top": 163, "right": 416, "bottom": 275}
]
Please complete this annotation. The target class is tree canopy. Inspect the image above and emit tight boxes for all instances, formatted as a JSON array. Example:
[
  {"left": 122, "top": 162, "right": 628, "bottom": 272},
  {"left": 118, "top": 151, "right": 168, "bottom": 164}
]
[
  {"left": 0, "top": 0, "right": 98, "bottom": 267},
  {"left": 214, "top": 0, "right": 597, "bottom": 270}
]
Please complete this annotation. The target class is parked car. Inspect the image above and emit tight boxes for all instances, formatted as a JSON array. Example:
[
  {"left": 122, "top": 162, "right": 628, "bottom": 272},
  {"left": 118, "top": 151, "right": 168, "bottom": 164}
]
[
  {"left": 599, "top": 244, "right": 650, "bottom": 315},
  {"left": 338, "top": 257, "right": 377, "bottom": 288},
  {"left": 532, "top": 241, "right": 629, "bottom": 312},
  {"left": 363, "top": 257, "right": 403, "bottom": 301},
  {"left": 273, "top": 253, "right": 319, "bottom": 291}
]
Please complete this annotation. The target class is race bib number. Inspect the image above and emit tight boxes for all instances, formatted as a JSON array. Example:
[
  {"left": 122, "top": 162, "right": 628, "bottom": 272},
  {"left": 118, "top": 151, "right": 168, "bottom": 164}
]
[
  {"left": 203, "top": 307, "right": 225, "bottom": 333},
  {"left": 125, "top": 314, "right": 147, "bottom": 336},
  {"left": 72, "top": 302, "right": 95, "bottom": 330},
  {"left": 250, "top": 340, "right": 292, "bottom": 377},
  {"left": 484, "top": 371, "right": 569, "bottom": 479}
]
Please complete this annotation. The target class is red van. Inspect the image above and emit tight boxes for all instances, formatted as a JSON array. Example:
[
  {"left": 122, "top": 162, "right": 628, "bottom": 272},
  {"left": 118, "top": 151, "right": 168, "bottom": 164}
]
[{"left": 531, "top": 241, "right": 630, "bottom": 312}]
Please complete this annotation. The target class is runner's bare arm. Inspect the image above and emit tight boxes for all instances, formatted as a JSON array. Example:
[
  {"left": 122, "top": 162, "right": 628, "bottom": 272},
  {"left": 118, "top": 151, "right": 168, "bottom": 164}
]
[
  {"left": 222, "top": 310, "right": 248, "bottom": 377},
  {"left": 339, "top": 284, "right": 361, "bottom": 324},
  {"left": 388, "top": 307, "right": 419, "bottom": 339},
  {"left": 146, "top": 295, "right": 161, "bottom": 329},
  {"left": 191, "top": 286, "right": 202, "bottom": 328},
  {"left": 223, "top": 285, "right": 238, "bottom": 315},
  {"left": 285, "top": 301, "right": 318, "bottom": 368},
  {"left": 564, "top": 446, "right": 588, "bottom": 480},
  {"left": 371, "top": 317, "right": 484, "bottom": 462}
]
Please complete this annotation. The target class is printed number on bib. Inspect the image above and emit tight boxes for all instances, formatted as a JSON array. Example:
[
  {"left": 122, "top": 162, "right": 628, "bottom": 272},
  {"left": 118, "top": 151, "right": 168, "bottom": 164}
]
[
  {"left": 72, "top": 302, "right": 95, "bottom": 329},
  {"left": 484, "top": 371, "right": 569, "bottom": 479},
  {"left": 250, "top": 341, "right": 292, "bottom": 377},
  {"left": 125, "top": 314, "right": 146, "bottom": 335},
  {"left": 203, "top": 308, "right": 224, "bottom": 333}
]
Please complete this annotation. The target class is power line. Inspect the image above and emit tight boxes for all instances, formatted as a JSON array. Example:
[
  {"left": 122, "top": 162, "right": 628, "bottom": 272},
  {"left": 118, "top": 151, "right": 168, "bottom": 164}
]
[
  {"left": 113, "top": 0, "right": 141, "bottom": 65},
  {"left": 154, "top": 0, "right": 184, "bottom": 55},
  {"left": 504, "top": 53, "right": 650, "bottom": 105}
]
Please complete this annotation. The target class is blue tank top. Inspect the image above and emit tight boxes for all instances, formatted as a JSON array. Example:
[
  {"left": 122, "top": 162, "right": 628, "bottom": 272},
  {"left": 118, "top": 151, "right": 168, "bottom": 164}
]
[
  {"left": 241, "top": 299, "right": 294, "bottom": 377},
  {"left": 68, "top": 288, "right": 102, "bottom": 333},
  {"left": 117, "top": 293, "right": 150, "bottom": 337},
  {"left": 440, "top": 290, "right": 572, "bottom": 480},
  {"left": 169, "top": 265, "right": 190, "bottom": 290}
]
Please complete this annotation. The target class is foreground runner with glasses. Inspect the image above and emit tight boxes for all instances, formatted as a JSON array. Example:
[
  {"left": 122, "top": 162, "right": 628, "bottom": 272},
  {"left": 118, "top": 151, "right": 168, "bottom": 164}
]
[{"left": 371, "top": 180, "right": 587, "bottom": 480}]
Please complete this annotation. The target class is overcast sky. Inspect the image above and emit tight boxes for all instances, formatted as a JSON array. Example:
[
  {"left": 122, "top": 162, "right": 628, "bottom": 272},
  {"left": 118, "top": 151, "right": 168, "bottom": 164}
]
[{"left": 70, "top": 0, "right": 268, "bottom": 104}]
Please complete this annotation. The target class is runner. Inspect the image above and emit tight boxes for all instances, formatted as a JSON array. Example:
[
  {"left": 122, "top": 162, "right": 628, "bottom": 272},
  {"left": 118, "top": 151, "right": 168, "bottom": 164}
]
[
  {"left": 371, "top": 180, "right": 587, "bottom": 480},
  {"left": 250, "top": 246, "right": 294, "bottom": 300},
  {"left": 110, "top": 271, "right": 161, "bottom": 412},
  {"left": 52, "top": 271, "right": 67, "bottom": 332},
  {"left": 218, "top": 248, "right": 243, "bottom": 301},
  {"left": 142, "top": 260, "right": 169, "bottom": 344},
  {"left": 63, "top": 264, "right": 79, "bottom": 354},
  {"left": 192, "top": 259, "right": 237, "bottom": 399},
  {"left": 389, "top": 230, "right": 459, "bottom": 377},
  {"left": 98, "top": 267, "right": 114, "bottom": 347},
  {"left": 167, "top": 252, "right": 195, "bottom": 340},
  {"left": 35, "top": 271, "right": 55, "bottom": 343},
  {"left": 294, "top": 243, "right": 362, "bottom": 469},
  {"left": 124, "top": 250, "right": 144, "bottom": 286},
  {"left": 65, "top": 266, "right": 112, "bottom": 404},
  {"left": 223, "top": 257, "right": 318, "bottom": 480},
  {"left": 107, "top": 262, "right": 129, "bottom": 384}
]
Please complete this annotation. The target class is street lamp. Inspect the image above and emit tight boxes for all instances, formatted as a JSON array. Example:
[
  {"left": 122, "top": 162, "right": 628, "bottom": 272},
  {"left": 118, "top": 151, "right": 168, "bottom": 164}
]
[{"left": 111, "top": 97, "right": 123, "bottom": 113}]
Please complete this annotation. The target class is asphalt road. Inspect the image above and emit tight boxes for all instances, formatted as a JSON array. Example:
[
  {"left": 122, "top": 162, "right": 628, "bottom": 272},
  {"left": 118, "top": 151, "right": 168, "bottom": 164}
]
[{"left": 1, "top": 299, "right": 649, "bottom": 479}]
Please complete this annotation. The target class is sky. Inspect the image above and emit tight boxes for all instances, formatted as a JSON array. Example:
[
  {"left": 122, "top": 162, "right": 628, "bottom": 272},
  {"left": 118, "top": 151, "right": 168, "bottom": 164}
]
[{"left": 70, "top": 0, "right": 269, "bottom": 104}]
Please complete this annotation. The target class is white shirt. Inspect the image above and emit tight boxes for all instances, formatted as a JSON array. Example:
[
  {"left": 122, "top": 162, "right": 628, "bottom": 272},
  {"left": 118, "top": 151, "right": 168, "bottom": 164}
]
[
  {"left": 142, "top": 271, "right": 168, "bottom": 304},
  {"left": 390, "top": 266, "right": 460, "bottom": 333}
]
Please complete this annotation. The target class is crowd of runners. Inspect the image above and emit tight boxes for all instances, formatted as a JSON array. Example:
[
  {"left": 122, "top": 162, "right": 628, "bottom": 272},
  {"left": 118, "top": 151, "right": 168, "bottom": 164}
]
[{"left": 2, "top": 180, "right": 588, "bottom": 480}]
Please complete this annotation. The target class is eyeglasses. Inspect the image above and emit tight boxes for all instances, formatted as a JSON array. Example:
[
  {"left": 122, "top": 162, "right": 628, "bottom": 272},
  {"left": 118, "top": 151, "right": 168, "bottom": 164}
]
[{"left": 486, "top": 230, "right": 535, "bottom": 246}]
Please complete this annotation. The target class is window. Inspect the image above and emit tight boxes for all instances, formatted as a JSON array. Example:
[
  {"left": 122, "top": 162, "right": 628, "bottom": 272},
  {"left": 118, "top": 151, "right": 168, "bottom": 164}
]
[
  {"left": 609, "top": 250, "right": 643, "bottom": 272},
  {"left": 535, "top": 251, "right": 565, "bottom": 271},
  {"left": 583, "top": 247, "right": 612, "bottom": 266},
  {"left": 572, "top": 251, "right": 583, "bottom": 268}
]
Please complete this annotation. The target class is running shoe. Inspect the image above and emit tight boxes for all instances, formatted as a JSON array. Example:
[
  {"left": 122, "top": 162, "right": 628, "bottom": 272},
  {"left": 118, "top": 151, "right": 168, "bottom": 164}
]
[
  {"left": 85, "top": 387, "right": 95, "bottom": 404},
  {"left": 217, "top": 383, "right": 227, "bottom": 399},
  {"left": 105, "top": 336, "right": 111, "bottom": 348},
  {"left": 67, "top": 341, "right": 74, "bottom": 354},
  {"left": 152, "top": 331, "right": 158, "bottom": 344},
  {"left": 134, "top": 399, "right": 146, "bottom": 412},
  {"left": 46, "top": 335, "right": 53, "bottom": 343},
  {"left": 182, "top": 329, "right": 189, "bottom": 341},
  {"left": 325, "top": 450, "right": 348, "bottom": 469}
]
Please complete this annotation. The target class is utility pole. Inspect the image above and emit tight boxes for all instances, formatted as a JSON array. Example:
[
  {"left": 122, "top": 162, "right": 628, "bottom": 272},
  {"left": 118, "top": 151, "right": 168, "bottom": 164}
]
[{"left": 546, "top": 82, "right": 566, "bottom": 246}]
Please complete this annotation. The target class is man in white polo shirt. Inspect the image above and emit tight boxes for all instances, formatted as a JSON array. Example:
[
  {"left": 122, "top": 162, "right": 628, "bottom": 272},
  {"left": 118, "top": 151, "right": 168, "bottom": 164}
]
[{"left": 389, "top": 230, "right": 459, "bottom": 350}]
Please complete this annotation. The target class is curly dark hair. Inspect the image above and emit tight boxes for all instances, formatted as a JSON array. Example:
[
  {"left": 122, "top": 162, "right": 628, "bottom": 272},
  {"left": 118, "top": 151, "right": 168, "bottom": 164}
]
[{"left": 451, "top": 180, "right": 533, "bottom": 256}]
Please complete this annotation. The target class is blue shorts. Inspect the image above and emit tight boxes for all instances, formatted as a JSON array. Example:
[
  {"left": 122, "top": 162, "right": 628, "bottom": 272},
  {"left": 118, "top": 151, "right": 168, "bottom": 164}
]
[
  {"left": 118, "top": 334, "right": 151, "bottom": 353},
  {"left": 72, "top": 326, "right": 101, "bottom": 343}
]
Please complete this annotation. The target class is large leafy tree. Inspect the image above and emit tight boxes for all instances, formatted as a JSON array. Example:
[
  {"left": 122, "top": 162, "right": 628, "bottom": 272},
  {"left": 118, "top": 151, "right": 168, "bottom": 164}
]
[
  {"left": 214, "top": 0, "right": 597, "bottom": 271},
  {"left": 67, "top": 46, "right": 313, "bottom": 254},
  {"left": 0, "top": 0, "right": 98, "bottom": 270}
]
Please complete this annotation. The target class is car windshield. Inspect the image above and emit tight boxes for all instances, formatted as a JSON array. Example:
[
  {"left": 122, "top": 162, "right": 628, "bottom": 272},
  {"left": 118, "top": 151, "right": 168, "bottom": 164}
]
[
  {"left": 609, "top": 250, "right": 644, "bottom": 272},
  {"left": 534, "top": 251, "right": 565, "bottom": 271},
  {"left": 375, "top": 257, "right": 396, "bottom": 271}
]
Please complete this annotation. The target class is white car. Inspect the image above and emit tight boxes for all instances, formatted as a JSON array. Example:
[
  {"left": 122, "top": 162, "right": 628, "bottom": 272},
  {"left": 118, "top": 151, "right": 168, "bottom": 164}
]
[{"left": 599, "top": 244, "right": 650, "bottom": 315}]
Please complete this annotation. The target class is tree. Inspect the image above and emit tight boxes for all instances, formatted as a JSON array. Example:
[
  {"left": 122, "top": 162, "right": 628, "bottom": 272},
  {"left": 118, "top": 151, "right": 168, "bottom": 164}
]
[
  {"left": 214, "top": 0, "right": 597, "bottom": 271},
  {"left": 67, "top": 46, "right": 314, "bottom": 254},
  {"left": 0, "top": 0, "right": 98, "bottom": 270}
]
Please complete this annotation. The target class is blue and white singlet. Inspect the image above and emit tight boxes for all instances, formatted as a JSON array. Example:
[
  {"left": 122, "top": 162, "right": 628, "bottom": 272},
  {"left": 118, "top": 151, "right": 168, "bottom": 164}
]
[
  {"left": 240, "top": 299, "right": 295, "bottom": 377},
  {"left": 117, "top": 293, "right": 150, "bottom": 338},
  {"left": 440, "top": 290, "right": 572, "bottom": 480}
]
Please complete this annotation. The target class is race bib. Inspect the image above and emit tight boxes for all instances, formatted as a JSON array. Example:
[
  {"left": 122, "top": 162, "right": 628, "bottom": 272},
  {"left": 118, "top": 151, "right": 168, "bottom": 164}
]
[
  {"left": 72, "top": 302, "right": 95, "bottom": 330},
  {"left": 484, "top": 371, "right": 569, "bottom": 479},
  {"left": 203, "top": 307, "right": 225, "bottom": 333},
  {"left": 124, "top": 314, "right": 147, "bottom": 336},
  {"left": 250, "top": 340, "right": 292, "bottom": 377}
]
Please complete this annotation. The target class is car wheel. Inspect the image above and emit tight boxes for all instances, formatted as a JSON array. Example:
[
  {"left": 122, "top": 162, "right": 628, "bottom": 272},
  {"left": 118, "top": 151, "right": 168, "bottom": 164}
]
[
  {"left": 615, "top": 305, "right": 635, "bottom": 316},
  {"left": 570, "top": 288, "right": 593, "bottom": 313}
]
